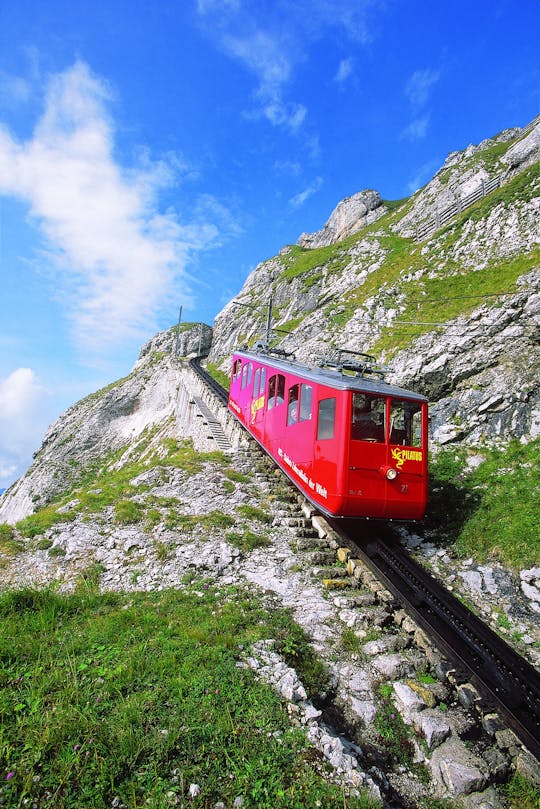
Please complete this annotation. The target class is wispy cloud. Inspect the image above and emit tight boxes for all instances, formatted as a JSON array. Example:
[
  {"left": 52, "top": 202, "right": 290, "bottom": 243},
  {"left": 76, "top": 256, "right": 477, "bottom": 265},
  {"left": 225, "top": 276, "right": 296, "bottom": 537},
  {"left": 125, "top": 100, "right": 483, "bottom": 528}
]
[
  {"left": 0, "top": 368, "right": 51, "bottom": 486},
  {"left": 334, "top": 58, "right": 354, "bottom": 84},
  {"left": 401, "top": 67, "right": 440, "bottom": 141},
  {"left": 405, "top": 68, "right": 440, "bottom": 108},
  {"left": 401, "top": 115, "right": 430, "bottom": 142},
  {"left": 0, "top": 62, "right": 229, "bottom": 356},
  {"left": 288, "top": 176, "right": 323, "bottom": 209},
  {"left": 197, "top": 1, "right": 380, "bottom": 132}
]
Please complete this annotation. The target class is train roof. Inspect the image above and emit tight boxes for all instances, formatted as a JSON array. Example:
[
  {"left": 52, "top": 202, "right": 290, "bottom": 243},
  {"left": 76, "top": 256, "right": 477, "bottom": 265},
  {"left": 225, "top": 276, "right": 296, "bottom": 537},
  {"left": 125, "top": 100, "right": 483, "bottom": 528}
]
[{"left": 233, "top": 349, "right": 428, "bottom": 403}]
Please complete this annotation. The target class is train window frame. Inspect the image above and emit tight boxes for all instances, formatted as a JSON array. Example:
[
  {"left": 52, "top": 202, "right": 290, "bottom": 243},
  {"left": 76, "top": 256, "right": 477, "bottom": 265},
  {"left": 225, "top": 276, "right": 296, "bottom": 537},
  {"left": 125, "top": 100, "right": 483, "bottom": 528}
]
[
  {"left": 317, "top": 397, "right": 336, "bottom": 440},
  {"left": 267, "top": 373, "right": 285, "bottom": 410},
  {"left": 299, "top": 384, "right": 313, "bottom": 422},
  {"left": 260, "top": 367, "right": 266, "bottom": 397},
  {"left": 287, "top": 384, "right": 299, "bottom": 425},
  {"left": 232, "top": 359, "right": 242, "bottom": 381},
  {"left": 389, "top": 399, "right": 422, "bottom": 447},
  {"left": 254, "top": 368, "right": 261, "bottom": 397},
  {"left": 351, "top": 393, "right": 386, "bottom": 443}
]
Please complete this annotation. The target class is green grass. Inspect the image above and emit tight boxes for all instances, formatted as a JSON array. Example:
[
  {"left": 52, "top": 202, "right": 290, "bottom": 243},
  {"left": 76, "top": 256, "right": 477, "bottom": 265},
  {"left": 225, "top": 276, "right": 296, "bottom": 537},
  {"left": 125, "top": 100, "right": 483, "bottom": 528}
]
[
  {"left": 0, "top": 524, "right": 23, "bottom": 555},
  {"left": 501, "top": 772, "right": 540, "bottom": 809},
  {"left": 236, "top": 504, "right": 273, "bottom": 524},
  {"left": 427, "top": 440, "right": 540, "bottom": 568},
  {"left": 373, "top": 246, "right": 540, "bottom": 357},
  {"left": 226, "top": 530, "right": 272, "bottom": 553},
  {"left": 204, "top": 361, "right": 231, "bottom": 390},
  {"left": 114, "top": 500, "right": 143, "bottom": 525},
  {"left": 373, "top": 684, "right": 415, "bottom": 768},
  {"left": 0, "top": 585, "right": 376, "bottom": 809}
]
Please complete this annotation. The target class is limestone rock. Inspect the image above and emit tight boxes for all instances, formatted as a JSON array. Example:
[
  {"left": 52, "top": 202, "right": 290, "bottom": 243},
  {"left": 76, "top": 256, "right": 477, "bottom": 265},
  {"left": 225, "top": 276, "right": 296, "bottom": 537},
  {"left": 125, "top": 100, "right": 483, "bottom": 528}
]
[
  {"left": 297, "top": 190, "right": 386, "bottom": 248},
  {"left": 430, "top": 738, "right": 489, "bottom": 795}
]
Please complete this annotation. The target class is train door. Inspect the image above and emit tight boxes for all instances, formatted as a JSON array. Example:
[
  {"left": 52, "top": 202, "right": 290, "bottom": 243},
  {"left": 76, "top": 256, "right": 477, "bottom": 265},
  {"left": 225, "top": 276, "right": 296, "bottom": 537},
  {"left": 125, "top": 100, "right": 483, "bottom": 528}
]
[
  {"left": 347, "top": 392, "right": 388, "bottom": 517},
  {"left": 313, "top": 388, "right": 347, "bottom": 514},
  {"left": 249, "top": 365, "right": 267, "bottom": 441},
  {"left": 386, "top": 398, "right": 427, "bottom": 519},
  {"left": 263, "top": 372, "right": 287, "bottom": 453}
]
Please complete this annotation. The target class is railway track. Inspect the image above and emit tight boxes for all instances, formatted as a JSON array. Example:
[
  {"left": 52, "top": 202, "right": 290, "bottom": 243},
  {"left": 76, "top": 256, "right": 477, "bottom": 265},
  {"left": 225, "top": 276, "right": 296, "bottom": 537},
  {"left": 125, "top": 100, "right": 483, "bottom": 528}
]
[{"left": 189, "top": 357, "right": 540, "bottom": 762}]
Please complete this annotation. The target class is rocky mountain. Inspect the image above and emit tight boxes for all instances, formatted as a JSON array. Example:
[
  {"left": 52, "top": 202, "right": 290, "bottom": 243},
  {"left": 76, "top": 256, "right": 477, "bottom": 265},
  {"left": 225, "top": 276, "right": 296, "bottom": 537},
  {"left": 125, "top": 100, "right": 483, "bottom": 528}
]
[
  {"left": 209, "top": 115, "right": 540, "bottom": 447},
  {"left": 1, "top": 115, "right": 539, "bottom": 525}
]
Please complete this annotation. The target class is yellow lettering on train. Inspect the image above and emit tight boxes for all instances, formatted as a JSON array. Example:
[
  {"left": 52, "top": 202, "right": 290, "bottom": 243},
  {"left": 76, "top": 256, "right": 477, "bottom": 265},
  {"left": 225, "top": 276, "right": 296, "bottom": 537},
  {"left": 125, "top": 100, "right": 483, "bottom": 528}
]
[
  {"left": 391, "top": 447, "right": 423, "bottom": 469},
  {"left": 251, "top": 395, "right": 265, "bottom": 422}
]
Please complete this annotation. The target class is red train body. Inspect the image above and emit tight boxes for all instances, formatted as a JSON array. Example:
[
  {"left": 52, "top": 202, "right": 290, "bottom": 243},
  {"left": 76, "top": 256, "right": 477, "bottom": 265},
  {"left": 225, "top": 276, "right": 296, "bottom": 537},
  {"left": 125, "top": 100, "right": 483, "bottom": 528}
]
[{"left": 228, "top": 350, "right": 428, "bottom": 520}]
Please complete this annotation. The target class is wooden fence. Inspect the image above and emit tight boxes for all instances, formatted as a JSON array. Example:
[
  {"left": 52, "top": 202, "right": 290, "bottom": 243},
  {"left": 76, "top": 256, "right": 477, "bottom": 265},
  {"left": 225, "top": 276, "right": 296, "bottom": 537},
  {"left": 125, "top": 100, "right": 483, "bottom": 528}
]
[{"left": 415, "top": 175, "right": 503, "bottom": 241}]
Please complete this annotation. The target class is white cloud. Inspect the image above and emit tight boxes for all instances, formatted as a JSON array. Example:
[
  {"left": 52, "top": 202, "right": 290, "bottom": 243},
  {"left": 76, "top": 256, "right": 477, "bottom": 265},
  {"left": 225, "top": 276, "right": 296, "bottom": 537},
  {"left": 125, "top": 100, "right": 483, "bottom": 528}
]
[
  {"left": 405, "top": 68, "right": 440, "bottom": 109},
  {"left": 0, "top": 62, "right": 226, "bottom": 355},
  {"left": 401, "top": 115, "right": 430, "bottom": 142},
  {"left": 0, "top": 368, "right": 51, "bottom": 487},
  {"left": 401, "top": 68, "right": 440, "bottom": 141},
  {"left": 289, "top": 176, "right": 323, "bottom": 209},
  {"left": 334, "top": 58, "right": 354, "bottom": 83}
]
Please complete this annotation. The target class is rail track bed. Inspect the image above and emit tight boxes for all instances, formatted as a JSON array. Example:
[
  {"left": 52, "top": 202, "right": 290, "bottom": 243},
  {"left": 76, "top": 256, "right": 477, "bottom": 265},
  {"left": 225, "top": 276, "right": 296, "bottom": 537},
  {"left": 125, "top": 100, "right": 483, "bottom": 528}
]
[
  {"left": 328, "top": 522, "right": 540, "bottom": 762},
  {"left": 189, "top": 357, "right": 540, "bottom": 765}
]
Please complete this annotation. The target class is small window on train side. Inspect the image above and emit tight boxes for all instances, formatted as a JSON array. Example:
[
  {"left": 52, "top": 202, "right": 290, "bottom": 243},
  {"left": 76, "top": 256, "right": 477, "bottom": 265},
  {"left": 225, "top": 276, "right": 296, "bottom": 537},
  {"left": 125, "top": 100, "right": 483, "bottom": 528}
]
[
  {"left": 390, "top": 400, "right": 422, "bottom": 447},
  {"left": 299, "top": 384, "right": 312, "bottom": 422},
  {"left": 254, "top": 368, "right": 261, "bottom": 397},
  {"left": 241, "top": 363, "right": 249, "bottom": 389},
  {"left": 287, "top": 384, "right": 299, "bottom": 425},
  {"left": 267, "top": 374, "right": 285, "bottom": 409},
  {"left": 267, "top": 375, "right": 276, "bottom": 409},
  {"left": 232, "top": 359, "right": 242, "bottom": 380},
  {"left": 260, "top": 367, "right": 266, "bottom": 397},
  {"left": 351, "top": 393, "right": 385, "bottom": 442},
  {"left": 247, "top": 363, "right": 253, "bottom": 386},
  {"left": 317, "top": 397, "right": 336, "bottom": 440}
]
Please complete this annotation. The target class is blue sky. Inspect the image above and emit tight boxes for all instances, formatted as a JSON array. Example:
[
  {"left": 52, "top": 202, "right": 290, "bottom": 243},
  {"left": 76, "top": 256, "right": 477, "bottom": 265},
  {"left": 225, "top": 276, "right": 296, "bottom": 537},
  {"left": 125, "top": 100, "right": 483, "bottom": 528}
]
[{"left": 0, "top": 0, "right": 539, "bottom": 487}]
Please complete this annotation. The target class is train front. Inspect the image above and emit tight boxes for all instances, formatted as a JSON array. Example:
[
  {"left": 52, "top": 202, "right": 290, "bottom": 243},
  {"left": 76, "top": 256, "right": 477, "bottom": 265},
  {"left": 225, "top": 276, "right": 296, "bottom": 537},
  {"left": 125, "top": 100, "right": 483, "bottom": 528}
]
[{"left": 344, "top": 389, "right": 428, "bottom": 520}]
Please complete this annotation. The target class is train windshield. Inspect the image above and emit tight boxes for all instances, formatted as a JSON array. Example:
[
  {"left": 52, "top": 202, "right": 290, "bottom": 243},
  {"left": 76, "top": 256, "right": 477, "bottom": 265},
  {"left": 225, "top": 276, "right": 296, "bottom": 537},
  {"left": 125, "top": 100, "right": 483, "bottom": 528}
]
[
  {"left": 389, "top": 399, "right": 422, "bottom": 447},
  {"left": 351, "top": 393, "right": 385, "bottom": 442}
]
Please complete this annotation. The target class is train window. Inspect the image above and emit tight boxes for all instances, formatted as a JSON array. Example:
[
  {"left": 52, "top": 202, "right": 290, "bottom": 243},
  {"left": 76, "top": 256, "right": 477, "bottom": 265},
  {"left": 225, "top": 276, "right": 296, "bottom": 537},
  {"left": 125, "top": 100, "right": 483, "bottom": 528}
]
[
  {"left": 390, "top": 400, "right": 422, "bottom": 447},
  {"left": 260, "top": 367, "right": 266, "bottom": 397},
  {"left": 247, "top": 363, "right": 253, "bottom": 386},
  {"left": 287, "top": 384, "right": 299, "bottom": 425},
  {"left": 241, "top": 363, "right": 248, "bottom": 389},
  {"left": 299, "top": 384, "right": 312, "bottom": 422},
  {"left": 232, "top": 359, "right": 242, "bottom": 381},
  {"left": 317, "top": 397, "right": 336, "bottom": 440},
  {"left": 254, "top": 368, "right": 260, "bottom": 396},
  {"left": 351, "top": 393, "right": 385, "bottom": 442},
  {"left": 267, "top": 374, "right": 285, "bottom": 409}
]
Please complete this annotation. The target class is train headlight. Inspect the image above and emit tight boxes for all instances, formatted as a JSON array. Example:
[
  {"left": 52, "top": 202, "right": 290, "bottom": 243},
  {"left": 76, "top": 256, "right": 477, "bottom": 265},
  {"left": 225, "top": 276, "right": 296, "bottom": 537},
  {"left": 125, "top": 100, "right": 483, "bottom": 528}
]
[{"left": 381, "top": 465, "right": 398, "bottom": 480}]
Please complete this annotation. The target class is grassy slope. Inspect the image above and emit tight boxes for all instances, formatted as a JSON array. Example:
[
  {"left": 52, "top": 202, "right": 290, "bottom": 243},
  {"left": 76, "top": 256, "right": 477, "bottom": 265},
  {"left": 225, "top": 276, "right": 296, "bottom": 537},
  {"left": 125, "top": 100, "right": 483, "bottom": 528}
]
[{"left": 0, "top": 585, "right": 378, "bottom": 809}]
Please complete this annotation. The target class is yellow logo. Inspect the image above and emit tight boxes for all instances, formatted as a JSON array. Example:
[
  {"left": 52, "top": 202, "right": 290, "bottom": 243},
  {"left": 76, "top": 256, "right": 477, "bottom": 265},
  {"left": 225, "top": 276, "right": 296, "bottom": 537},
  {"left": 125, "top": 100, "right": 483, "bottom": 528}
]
[
  {"left": 251, "top": 395, "right": 265, "bottom": 422},
  {"left": 391, "top": 447, "right": 423, "bottom": 469}
]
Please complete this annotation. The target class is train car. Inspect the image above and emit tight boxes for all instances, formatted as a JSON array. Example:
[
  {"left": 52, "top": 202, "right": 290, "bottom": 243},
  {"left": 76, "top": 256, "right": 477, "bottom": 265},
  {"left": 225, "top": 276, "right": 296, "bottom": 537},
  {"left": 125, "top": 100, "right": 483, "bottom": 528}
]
[{"left": 228, "top": 348, "right": 428, "bottom": 520}]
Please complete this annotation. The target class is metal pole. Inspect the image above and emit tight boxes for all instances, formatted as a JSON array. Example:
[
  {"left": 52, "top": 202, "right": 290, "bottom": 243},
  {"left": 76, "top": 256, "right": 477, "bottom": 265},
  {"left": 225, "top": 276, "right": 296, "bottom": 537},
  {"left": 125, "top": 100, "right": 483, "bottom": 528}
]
[
  {"left": 265, "top": 294, "right": 273, "bottom": 349},
  {"left": 198, "top": 323, "right": 202, "bottom": 357},
  {"left": 174, "top": 305, "right": 183, "bottom": 356}
]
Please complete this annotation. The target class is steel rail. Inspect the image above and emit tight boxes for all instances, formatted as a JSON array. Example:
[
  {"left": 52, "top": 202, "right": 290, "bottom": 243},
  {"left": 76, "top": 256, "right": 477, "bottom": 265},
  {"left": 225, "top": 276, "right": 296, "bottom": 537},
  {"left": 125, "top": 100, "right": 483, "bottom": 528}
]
[
  {"left": 188, "top": 357, "right": 540, "bottom": 761},
  {"left": 188, "top": 357, "right": 229, "bottom": 405}
]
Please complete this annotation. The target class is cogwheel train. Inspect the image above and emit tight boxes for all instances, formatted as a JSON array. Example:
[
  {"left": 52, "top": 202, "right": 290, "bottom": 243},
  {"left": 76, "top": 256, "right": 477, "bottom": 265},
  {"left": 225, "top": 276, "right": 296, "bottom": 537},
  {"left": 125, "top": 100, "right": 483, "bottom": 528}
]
[{"left": 228, "top": 348, "right": 428, "bottom": 520}]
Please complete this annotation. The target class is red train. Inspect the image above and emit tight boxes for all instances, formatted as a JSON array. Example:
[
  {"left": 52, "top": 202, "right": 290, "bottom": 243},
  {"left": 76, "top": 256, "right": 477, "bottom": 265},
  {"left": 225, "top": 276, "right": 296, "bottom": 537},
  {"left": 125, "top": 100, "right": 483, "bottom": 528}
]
[{"left": 228, "top": 349, "right": 428, "bottom": 520}]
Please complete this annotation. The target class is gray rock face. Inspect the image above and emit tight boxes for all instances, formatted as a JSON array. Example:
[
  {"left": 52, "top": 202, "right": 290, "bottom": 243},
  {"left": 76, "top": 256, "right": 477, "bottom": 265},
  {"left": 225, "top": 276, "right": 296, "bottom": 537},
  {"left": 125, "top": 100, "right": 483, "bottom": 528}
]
[
  {"left": 0, "top": 324, "right": 206, "bottom": 524},
  {"left": 297, "top": 189, "right": 386, "bottom": 248}
]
